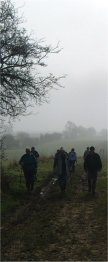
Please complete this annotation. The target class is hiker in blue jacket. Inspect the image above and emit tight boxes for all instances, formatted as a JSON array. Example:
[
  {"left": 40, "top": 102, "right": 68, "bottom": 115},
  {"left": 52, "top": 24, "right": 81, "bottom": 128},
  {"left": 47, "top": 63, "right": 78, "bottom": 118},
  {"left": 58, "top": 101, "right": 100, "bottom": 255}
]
[{"left": 68, "top": 148, "right": 77, "bottom": 173}]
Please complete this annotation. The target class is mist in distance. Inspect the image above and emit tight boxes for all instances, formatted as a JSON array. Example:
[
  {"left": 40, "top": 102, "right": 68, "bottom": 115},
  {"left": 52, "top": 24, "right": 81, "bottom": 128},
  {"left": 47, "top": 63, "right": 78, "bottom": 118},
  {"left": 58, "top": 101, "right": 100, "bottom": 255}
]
[
  {"left": 4, "top": 121, "right": 107, "bottom": 158},
  {"left": 12, "top": 0, "right": 107, "bottom": 134}
]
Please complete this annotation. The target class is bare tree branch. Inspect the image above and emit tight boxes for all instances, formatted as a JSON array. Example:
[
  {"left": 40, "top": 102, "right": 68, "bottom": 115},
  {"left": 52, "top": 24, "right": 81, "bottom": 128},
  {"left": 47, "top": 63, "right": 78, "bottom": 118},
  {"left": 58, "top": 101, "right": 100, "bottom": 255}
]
[{"left": 0, "top": 0, "right": 65, "bottom": 117}]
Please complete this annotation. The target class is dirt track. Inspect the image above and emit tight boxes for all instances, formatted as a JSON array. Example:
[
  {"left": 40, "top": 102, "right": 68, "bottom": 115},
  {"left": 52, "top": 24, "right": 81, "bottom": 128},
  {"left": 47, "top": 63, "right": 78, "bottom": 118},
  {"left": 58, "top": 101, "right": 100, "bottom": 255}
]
[{"left": 1, "top": 166, "right": 107, "bottom": 261}]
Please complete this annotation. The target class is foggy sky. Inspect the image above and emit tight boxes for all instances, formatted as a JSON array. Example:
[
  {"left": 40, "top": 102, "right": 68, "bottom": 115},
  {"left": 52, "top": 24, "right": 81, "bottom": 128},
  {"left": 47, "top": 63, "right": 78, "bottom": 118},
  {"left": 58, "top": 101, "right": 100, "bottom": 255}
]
[{"left": 13, "top": 0, "right": 108, "bottom": 133}]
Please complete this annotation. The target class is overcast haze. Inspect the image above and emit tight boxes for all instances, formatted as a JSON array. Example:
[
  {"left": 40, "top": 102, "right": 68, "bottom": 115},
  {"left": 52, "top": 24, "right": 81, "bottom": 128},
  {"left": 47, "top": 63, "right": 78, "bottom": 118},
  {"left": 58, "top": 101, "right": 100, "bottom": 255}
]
[{"left": 12, "top": 0, "right": 108, "bottom": 134}]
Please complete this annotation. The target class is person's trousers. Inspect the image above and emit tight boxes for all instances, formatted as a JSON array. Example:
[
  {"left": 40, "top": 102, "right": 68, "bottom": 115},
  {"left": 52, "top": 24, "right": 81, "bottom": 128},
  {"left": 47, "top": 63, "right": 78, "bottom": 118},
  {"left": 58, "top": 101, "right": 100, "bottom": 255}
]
[
  {"left": 23, "top": 170, "right": 34, "bottom": 191},
  {"left": 87, "top": 171, "right": 97, "bottom": 195},
  {"left": 58, "top": 174, "right": 67, "bottom": 192},
  {"left": 69, "top": 160, "right": 75, "bottom": 172}
]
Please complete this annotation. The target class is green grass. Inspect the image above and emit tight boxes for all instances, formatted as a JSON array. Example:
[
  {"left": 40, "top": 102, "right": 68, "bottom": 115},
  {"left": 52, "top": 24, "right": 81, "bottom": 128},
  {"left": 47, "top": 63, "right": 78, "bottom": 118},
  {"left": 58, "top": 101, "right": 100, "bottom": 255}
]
[
  {"left": 1, "top": 158, "right": 107, "bottom": 261},
  {"left": 1, "top": 158, "right": 53, "bottom": 216},
  {"left": 1, "top": 157, "right": 107, "bottom": 217}
]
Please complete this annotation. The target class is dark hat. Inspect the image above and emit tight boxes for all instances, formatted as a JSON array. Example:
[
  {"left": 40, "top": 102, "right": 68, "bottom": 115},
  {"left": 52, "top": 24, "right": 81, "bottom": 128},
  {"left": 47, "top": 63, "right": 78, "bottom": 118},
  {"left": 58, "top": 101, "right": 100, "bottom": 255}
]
[
  {"left": 26, "top": 148, "right": 30, "bottom": 153},
  {"left": 90, "top": 146, "right": 95, "bottom": 151},
  {"left": 31, "top": 147, "right": 35, "bottom": 150}
]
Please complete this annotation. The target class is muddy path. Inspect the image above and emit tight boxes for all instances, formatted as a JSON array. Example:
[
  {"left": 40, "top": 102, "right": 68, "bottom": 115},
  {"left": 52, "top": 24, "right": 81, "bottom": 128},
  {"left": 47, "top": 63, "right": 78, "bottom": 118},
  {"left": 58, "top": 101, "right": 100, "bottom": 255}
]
[{"left": 1, "top": 165, "right": 107, "bottom": 261}]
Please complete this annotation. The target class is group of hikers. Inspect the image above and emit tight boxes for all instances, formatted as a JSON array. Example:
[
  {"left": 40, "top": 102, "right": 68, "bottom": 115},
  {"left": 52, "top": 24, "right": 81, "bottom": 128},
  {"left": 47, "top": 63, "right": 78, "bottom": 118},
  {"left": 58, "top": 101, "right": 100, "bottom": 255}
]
[{"left": 19, "top": 145, "right": 102, "bottom": 196}]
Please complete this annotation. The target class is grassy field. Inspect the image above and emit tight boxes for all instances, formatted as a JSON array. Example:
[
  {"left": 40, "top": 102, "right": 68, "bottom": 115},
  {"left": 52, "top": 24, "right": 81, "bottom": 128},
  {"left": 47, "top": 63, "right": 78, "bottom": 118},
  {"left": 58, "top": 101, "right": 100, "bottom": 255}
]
[
  {"left": 1, "top": 156, "right": 107, "bottom": 261},
  {"left": 5, "top": 138, "right": 107, "bottom": 162},
  {"left": 1, "top": 158, "right": 54, "bottom": 215}
]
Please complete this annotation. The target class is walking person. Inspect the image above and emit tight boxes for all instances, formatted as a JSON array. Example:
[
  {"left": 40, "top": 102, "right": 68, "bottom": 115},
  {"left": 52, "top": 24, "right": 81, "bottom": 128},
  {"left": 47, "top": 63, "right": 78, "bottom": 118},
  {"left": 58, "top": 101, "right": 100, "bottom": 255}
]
[
  {"left": 68, "top": 148, "right": 77, "bottom": 173},
  {"left": 84, "top": 146, "right": 102, "bottom": 196},
  {"left": 83, "top": 147, "right": 90, "bottom": 160},
  {"left": 31, "top": 146, "right": 39, "bottom": 180},
  {"left": 53, "top": 147, "right": 69, "bottom": 193},
  {"left": 19, "top": 148, "right": 37, "bottom": 192}
]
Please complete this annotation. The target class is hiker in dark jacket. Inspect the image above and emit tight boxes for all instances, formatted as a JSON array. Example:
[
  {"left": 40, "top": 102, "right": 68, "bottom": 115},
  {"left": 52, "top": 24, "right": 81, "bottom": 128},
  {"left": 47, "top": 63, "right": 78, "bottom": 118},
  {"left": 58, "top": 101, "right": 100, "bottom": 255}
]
[
  {"left": 53, "top": 147, "right": 69, "bottom": 193},
  {"left": 31, "top": 147, "right": 39, "bottom": 179},
  {"left": 83, "top": 147, "right": 90, "bottom": 160},
  {"left": 84, "top": 146, "right": 102, "bottom": 196},
  {"left": 31, "top": 147, "right": 39, "bottom": 159},
  {"left": 19, "top": 148, "right": 37, "bottom": 192}
]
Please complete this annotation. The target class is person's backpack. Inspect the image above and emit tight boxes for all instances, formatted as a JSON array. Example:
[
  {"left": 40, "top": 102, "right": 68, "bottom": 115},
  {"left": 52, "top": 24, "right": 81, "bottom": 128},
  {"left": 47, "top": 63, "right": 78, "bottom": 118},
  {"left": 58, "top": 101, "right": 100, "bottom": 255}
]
[{"left": 69, "top": 152, "right": 76, "bottom": 161}]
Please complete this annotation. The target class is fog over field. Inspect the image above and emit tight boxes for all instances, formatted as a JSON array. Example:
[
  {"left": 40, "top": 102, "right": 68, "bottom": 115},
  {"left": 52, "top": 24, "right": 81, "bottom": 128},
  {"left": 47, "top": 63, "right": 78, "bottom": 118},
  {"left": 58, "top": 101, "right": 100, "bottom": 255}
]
[{"left": 12, "top": 0, "right": 107, "bottom": 134}]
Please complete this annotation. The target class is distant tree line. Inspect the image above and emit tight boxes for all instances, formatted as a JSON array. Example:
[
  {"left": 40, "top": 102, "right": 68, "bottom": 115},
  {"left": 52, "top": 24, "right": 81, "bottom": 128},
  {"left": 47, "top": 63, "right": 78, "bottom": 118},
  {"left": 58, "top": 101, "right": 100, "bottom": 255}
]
[
  {"left": 3, "top": 132, "right": 62, "bottom": 149},
  {"left": 2, "top": 122, "right": 107, "bottom": 149}
]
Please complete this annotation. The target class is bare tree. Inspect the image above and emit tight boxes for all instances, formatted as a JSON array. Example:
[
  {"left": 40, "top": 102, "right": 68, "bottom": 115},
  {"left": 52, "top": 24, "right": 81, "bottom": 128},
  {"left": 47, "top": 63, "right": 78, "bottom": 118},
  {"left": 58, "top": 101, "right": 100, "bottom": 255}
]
[
  {"left": 0, "top": 0, "right": 64, "bottom": 117},
  {"left": 0, "top": 118, "right": 8, "bottom": 175}
]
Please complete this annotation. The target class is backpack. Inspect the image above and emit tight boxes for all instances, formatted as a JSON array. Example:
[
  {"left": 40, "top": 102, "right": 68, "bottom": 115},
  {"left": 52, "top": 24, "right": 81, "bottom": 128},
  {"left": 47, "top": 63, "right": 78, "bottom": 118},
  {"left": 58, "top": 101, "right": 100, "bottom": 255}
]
[{"left": 69, "top": 152, "right": 76, "bottom": 161}]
